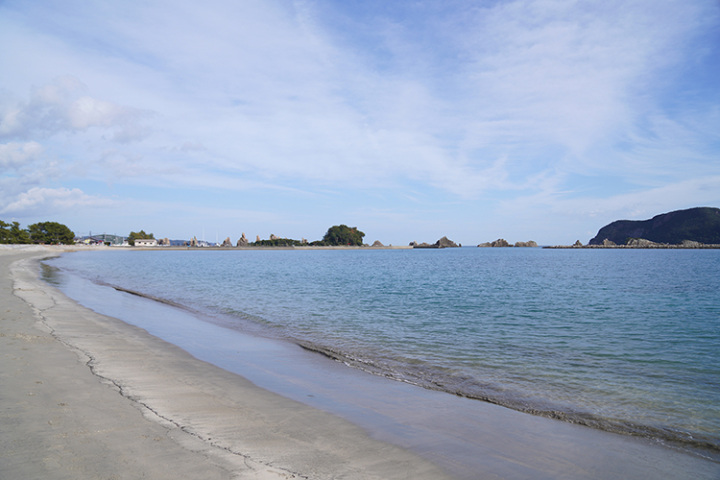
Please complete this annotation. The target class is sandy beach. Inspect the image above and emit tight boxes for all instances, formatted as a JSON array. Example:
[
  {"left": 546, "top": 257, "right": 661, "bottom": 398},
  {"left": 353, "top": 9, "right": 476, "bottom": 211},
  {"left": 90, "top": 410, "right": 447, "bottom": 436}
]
[{"left": 2, "top": 246, "right": 719, "bottom": 480}]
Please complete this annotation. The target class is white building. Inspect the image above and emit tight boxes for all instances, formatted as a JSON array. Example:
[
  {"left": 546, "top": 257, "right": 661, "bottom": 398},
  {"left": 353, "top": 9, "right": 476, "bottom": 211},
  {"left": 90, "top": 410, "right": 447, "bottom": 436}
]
[{"left": 134, "top": 238, "right": 158, "bottom": 247}]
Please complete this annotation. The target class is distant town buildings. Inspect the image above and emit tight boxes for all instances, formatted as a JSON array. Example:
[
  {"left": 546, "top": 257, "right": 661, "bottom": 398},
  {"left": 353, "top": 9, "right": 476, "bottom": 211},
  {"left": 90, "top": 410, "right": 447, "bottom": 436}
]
[{"left": 75, "top": 234, "right": 125, "bottom": 246}]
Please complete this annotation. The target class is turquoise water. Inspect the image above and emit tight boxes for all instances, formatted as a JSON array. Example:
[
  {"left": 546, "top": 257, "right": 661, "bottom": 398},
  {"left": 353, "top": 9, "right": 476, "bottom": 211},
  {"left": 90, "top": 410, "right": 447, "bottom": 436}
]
[{"left": 46, "top": 248, "right": 720, "bottom": 454}]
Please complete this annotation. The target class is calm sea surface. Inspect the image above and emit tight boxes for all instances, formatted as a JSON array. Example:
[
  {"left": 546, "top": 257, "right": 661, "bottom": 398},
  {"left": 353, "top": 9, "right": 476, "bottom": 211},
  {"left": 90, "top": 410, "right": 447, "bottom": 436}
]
[{"left": 46, "top": 248, "right": 720, "bottom": 455}]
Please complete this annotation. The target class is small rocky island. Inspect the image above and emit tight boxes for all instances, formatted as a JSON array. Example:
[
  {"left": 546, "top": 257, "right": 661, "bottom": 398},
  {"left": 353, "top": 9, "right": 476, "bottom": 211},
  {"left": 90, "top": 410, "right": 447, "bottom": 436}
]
[
  {"left": 477, "top": 239, "right": 538, "bottom": 247},
  {"left": 548, "top": 207, "right": 720, "bottom": 248},
  {"left": 411, "top": 236, "right": 460, "bottom": 248}
]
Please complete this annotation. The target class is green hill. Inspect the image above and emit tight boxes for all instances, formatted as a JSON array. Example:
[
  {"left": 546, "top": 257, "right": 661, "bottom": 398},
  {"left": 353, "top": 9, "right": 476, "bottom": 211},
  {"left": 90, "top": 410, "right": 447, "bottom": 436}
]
[{"left": 588, "top": 207, "right": 720, "bottom": 245}]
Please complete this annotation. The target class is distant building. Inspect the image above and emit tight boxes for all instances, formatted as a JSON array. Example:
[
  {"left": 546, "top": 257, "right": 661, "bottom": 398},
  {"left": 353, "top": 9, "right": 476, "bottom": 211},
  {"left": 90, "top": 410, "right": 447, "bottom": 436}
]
[
  {"left": 134, "top": 238, "right": 158, "bottom": 247},
  {"left": 75, "top": 234, "right": 126, "bottom": 246}
]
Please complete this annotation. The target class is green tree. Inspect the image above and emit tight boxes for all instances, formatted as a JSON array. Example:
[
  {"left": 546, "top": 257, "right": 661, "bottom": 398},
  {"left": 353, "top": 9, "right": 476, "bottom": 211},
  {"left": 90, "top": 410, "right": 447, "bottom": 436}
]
[
  {"left": 251, "top": 237, "right": 305, "bottom": 247},
  {"left": 27, "top": 221, "right": 75, "bottom": 245},
  {"left": 10, "top": 221, "right": 31, "bottom": 244},
  {"left": 0, "top": 220, "right": 9, "bottom": 244},
  {"left": 127, "top": 230, "right": 154, "bottom": 246},
  {"left": 0, "top": 221, "right": 31, "bottom": 244},
  {"left": 322, "top": 224, "right": 365, "bottom": 246}
]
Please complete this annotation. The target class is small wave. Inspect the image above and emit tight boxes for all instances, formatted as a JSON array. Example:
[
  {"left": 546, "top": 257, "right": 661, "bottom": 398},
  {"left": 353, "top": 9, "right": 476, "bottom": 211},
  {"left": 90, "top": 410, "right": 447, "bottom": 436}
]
[
  {"left": 296, "top": 340, "right": 720, "bottom": 461},
  {"left": 98, "top": 282, "right": 197, "bottom": 312}
]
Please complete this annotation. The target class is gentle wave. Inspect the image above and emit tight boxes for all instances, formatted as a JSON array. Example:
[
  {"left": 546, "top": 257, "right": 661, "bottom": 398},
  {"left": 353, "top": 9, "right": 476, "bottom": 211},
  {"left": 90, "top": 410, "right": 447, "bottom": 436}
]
[
  {"left": 293, "top": 338, "right": 720, "bottom": 457},
  {"left": 85, "top": 277, "right": 720, "bottom": 455}
]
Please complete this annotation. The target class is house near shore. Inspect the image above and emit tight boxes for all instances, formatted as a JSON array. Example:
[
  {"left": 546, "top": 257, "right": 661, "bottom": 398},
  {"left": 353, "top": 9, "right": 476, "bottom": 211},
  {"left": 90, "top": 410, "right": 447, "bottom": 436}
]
[{"left": 134, "top": 238, "right": 158, "bottom": 247}]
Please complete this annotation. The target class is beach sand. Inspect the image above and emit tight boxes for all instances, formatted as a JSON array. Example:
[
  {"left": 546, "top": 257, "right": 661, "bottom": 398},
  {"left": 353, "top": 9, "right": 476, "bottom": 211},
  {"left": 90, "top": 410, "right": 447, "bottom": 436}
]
[{"left": 2, "top": 247, "right": 719, "bottom": 480}]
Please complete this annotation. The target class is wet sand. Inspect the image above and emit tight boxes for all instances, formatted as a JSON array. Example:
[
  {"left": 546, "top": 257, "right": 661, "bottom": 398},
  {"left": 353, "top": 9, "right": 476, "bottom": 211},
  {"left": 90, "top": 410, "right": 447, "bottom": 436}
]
[{"left": 2, "top": 246, "right": 719, "bottom": 479}]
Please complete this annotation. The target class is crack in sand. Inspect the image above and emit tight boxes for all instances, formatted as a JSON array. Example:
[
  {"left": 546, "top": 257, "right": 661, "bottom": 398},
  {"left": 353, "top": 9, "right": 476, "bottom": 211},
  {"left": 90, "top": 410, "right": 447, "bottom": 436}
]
[{"left": 14, "top": 276, "right": 302, "bottom": 480}]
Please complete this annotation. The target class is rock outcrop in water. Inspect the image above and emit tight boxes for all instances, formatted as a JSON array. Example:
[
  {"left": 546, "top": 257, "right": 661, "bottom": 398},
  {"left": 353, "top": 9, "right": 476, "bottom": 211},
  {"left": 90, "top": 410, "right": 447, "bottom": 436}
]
[
  {"left": 477, "top": 239, "right": 538, "bottom": 247},
  {"left": 237, "top": 233, "right": 249, "bottom": 247},
  {"left": 478, "top": 238, "right": 510, "bottom": 247},
  {"left": 412, "top": 236, "right": 460, "bottom": 248},
  {"left": 437, "top": 236, "right": 459, "bottom": 248},
  {"left": 588, "top": 207, "right": 720, "bottom": 245}
]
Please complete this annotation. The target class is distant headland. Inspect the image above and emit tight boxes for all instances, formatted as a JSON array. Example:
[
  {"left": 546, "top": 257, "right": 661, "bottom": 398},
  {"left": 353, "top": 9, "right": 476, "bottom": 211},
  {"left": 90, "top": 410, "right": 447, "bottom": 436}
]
[{"left": 547, "top": 207, "right": 720, "bottom": 249}]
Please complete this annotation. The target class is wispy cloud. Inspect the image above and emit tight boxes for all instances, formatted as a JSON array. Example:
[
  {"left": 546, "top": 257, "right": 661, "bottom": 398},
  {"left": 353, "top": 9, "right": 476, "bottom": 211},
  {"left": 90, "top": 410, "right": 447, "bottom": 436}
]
[
  {"left": 0, "top": 76, "right": 150, "bottom": 142},
  {"left": 0, "top": 141, "right": 43, "bottom": 169}
]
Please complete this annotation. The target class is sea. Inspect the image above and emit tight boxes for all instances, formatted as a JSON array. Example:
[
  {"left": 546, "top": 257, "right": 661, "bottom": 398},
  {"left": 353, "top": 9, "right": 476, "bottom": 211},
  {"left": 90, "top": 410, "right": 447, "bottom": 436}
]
[{"left": 43, "top": 247, "right": 720, "bottom": 462}]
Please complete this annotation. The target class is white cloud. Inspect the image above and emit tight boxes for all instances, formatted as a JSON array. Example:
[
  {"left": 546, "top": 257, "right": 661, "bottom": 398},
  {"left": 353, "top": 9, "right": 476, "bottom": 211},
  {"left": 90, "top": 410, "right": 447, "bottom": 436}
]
[
  {"left": 0, "top": 187, "right": 116, "bottom": 216},
  {"left": 451, "top": 0, "right": 710, "bottom": 160},
  {"left": 0, "top": 76, "right": 149, "bottom": 142},
  {"left": 0, "top": 141, "right": 43, "bottom": 169}
]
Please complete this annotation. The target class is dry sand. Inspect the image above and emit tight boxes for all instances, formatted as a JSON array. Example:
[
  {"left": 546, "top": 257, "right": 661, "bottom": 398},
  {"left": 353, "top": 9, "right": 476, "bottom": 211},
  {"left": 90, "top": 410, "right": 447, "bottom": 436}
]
[{"left": 2, "top": 246, "right": 719, "bottom": 480}]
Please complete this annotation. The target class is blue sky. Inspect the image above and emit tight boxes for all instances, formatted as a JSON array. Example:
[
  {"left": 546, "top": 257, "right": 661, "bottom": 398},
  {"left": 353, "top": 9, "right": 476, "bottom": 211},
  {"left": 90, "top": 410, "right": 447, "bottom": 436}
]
[{"left": 1, "top": 0, "right": 719, "bottom": 245}]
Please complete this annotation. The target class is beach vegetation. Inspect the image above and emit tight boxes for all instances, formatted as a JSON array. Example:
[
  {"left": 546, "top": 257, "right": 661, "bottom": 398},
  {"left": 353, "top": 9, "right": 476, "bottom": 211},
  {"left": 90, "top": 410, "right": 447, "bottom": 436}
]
[
  {"left": 251, "top": 237, "right": 306, "bottom": 247},
  {"left": 27, "top": 221, "right": 75, "bottom": 245},
  {"left": 0, "top": 220, "right": 32, "bottom": 244},
  {"left": 127, "top": 230, "right": 155, "bottom": 246}
]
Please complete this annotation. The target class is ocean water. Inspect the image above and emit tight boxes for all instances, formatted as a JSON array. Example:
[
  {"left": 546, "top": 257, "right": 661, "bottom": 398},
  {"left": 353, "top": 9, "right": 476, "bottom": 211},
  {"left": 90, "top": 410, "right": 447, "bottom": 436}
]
[{"left": 45, "top": 248, "right": 720, "bottom": 456}]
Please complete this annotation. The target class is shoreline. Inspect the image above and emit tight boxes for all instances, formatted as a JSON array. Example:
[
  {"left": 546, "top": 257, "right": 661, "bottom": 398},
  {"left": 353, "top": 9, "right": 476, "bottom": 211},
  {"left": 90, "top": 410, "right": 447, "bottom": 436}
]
[
  {"left": 3, "top": 246, "right": 720, "bottom": 479},
  {"left": 1, "top": 247, "right": 454, "bottom": 479}
]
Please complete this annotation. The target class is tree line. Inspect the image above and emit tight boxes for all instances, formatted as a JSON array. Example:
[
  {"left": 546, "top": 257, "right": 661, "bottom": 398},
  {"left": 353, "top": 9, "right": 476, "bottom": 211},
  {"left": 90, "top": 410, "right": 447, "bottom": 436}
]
[{"left": 0, "top": 220, "right": 75, "bottom": 245}]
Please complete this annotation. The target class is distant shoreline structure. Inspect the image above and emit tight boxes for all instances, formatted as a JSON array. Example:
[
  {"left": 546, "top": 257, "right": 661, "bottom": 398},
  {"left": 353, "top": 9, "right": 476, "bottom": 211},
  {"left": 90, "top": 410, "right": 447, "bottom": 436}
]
[{"left": 545, "top": 243, "right": 720, "bottom": 249}]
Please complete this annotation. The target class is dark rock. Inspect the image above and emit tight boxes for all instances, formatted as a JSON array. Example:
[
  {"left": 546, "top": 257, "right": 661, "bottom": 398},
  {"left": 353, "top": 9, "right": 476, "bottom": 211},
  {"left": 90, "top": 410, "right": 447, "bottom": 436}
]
[
  {"left": 478, "top": 238, "right": 511, "bottom": 247},
  {"left": 436, "top": 236, "right": 459, "bottom": 248},
  {"left": 414, "top": 236, "right": 459, "bottom": 249}
]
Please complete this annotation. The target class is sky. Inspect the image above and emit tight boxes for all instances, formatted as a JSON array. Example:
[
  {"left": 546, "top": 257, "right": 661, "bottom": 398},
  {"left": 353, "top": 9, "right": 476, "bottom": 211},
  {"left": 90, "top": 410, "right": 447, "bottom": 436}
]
[{"left": 1, "top": 0, "right": 719, "bottom": 246}]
